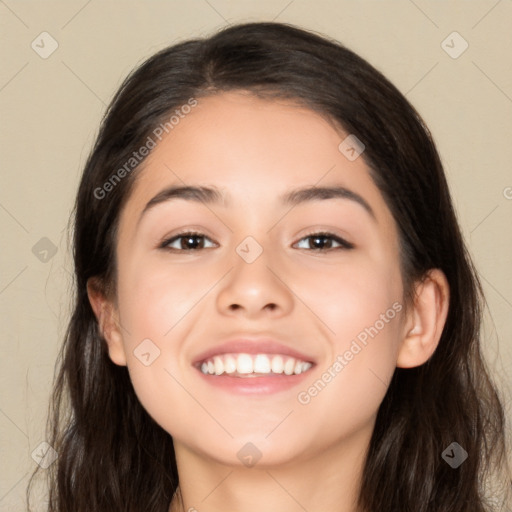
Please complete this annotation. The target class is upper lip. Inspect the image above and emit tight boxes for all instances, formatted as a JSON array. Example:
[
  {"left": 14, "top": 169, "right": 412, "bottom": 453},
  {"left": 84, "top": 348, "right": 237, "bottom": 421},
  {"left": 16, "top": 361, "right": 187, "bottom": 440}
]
[{"left": 192, "top": 337, "right": 317, "bottom": 366}]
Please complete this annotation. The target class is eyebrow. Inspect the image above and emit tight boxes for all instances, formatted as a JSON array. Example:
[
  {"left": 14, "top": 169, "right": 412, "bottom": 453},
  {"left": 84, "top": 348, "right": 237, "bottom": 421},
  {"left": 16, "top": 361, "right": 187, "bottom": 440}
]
[{"left": 139, "top": 184, "right": 376, "bottom": 223}]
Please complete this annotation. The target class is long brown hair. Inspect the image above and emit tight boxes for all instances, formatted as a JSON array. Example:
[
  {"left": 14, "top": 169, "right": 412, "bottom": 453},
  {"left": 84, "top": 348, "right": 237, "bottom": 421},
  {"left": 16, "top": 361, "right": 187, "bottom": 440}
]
[{"left": 27, "top": 21, "right": 511, "bottom": 511}]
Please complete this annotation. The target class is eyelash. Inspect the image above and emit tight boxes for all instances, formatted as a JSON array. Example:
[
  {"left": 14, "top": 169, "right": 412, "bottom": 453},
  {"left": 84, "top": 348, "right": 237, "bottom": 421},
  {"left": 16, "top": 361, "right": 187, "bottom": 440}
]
[{"left": 159, "top": 230, "right": 354, "bottom": 253}]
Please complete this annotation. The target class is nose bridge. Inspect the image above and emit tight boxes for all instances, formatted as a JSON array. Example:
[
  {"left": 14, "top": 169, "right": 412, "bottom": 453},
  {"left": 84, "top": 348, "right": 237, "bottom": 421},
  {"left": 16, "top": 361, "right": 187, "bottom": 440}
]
[
  {"left": 231, "top": 231, "right": 280, "bottom": 288},
  {"left": 235, "top": 234, "right": 267, "bottom": 266},
  {"left": 228, "top": 199, "right": 278, "bottom": 269}
]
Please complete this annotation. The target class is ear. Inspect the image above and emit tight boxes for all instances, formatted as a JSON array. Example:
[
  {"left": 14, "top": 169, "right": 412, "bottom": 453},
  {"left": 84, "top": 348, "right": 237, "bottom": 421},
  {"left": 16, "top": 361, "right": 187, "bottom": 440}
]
[
  {"left": 396, "top": 269, "right": 450, "bottom": 368},
  {"left": 86, "top": 277, "right": 127, "bottom": 366}
]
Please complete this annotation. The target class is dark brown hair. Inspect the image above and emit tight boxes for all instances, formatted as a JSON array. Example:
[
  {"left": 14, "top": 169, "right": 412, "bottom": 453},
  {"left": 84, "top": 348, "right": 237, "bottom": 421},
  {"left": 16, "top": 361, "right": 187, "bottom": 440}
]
[{"left": 27, "top": 21, "right": 511, "bottom": 512}]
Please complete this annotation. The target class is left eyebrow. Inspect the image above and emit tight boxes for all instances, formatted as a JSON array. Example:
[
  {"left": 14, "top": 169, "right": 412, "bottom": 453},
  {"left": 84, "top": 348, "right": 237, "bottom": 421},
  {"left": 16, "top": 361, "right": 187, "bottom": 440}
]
[
  {"left": 281, "top": 185, "right": 376, "bottom": 221},
  {"left": 138, "top": 183, "right": 376, "bottom": 224}
]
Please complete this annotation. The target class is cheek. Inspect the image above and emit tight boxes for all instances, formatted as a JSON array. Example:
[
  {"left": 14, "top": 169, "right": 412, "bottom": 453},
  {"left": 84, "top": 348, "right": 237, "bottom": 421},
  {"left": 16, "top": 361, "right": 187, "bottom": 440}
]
[
  {"left": 114, "top": 262, "right": 222, "bottom": 433},
  {"left": 292, "top": 255, "right": 403, "bottom": 419},
  {"left": 294, "top": 266, "right": 403, "bottom": 441},
  {"left": 117, "top": 260, "right": 213, "bottom": 341},
  {"left": 296, "top": 251, "right": 403, "bottom": 348}
]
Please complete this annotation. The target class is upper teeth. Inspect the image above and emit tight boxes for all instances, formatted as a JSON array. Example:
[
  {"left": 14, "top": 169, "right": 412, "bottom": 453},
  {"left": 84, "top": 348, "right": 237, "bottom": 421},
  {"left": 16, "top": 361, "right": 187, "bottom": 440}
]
[{"left": 199, "top": 353, "right": 312, "bottom": 376}]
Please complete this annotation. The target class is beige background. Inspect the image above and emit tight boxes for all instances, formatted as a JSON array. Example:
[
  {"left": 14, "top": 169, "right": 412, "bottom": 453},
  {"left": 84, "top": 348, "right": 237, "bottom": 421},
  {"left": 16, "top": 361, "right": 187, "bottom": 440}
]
[{"left": 1, "top": 0, "right": 511, "bottom": 509}]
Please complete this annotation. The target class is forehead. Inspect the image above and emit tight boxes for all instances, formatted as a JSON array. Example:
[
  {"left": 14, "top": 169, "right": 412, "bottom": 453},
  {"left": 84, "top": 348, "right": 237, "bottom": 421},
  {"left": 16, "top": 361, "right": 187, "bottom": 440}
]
[
  {"left": 119, "top": 91, "right": 395, "bottom": 234},
  {"left": 142, "top": 91, "right": 348, "bottom": 184}
]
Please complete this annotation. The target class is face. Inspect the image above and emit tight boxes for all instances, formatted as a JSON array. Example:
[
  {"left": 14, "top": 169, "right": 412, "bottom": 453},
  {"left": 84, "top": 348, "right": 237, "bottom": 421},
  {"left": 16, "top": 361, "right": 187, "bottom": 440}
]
[{"left": 105, "top": 91, "right": 407, "bottom": 467}]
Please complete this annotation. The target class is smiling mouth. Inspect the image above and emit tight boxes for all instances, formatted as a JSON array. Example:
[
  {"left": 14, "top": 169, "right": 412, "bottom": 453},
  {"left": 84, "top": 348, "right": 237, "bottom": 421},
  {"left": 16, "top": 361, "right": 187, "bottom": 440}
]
[{"left": 197, "top": 353, "right": 313, "bottom": 377}]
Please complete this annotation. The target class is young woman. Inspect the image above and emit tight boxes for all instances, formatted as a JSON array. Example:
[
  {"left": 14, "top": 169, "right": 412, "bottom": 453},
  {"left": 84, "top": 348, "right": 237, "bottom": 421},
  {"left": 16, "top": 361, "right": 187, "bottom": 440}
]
[{"left": 28, "top": 21, "right": 511, "bottom": 512}]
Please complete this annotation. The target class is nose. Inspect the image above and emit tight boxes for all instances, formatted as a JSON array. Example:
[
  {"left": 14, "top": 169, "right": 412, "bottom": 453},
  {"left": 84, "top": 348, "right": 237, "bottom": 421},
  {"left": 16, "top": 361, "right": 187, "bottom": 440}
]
[{"left": 215, "top": 243, "right": 295, "bottom": 320}]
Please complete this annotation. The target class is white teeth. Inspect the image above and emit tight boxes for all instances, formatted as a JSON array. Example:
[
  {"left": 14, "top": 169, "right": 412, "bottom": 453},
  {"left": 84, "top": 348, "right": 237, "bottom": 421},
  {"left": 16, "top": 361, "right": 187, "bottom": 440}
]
[
  {"left": 213, "top": 356, "right": 224, "bottom": 375},
  {"left": 224, "top": 355, "right": 237, "bottom": 374},
  {"left": 254, "top": 354, "right": 271, "bottom": 373},
  {"left": 271, "top": 355, "right": 284, "bottom": 374},
  {"left": 237, "top": 354, "right": 253, "bottom": 374},
  {"left": 283, "top": 358, "right": 295, "bottom": 375},
  {"left": 199, "top": 353, "right": 313, "bottom": 376}
]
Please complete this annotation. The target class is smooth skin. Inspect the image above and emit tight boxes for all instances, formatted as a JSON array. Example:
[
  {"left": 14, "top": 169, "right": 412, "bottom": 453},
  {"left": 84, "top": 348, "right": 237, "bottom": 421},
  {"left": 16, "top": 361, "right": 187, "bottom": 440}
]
[{"left": 88, "top": 91, "right": 449, "bottom": 512}]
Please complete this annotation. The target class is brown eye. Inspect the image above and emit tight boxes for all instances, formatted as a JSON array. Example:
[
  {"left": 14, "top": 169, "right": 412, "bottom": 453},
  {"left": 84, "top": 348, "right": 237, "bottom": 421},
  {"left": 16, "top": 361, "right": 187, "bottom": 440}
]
[
  {"left": 160, "top": 232, "right": 216, "bottom": 251},
  {"left": 294, "top": 232, "right": 354, "bottom": 251},
  {"left": 159, "top": 230, "right": 354, "bottom": 253}
]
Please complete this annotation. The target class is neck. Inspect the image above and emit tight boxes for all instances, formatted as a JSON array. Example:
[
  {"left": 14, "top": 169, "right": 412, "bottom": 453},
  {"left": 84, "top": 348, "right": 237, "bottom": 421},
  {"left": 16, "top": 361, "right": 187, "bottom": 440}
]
[{"left": 169, "top": 425, "right": 372, "bottom": 512}]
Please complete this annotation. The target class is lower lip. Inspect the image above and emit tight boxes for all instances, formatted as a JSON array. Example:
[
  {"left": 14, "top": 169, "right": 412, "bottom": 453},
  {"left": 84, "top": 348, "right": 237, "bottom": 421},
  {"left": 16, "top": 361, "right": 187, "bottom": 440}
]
[{"left": 195, "top": 367, "right": 314, "bottom": 394}]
